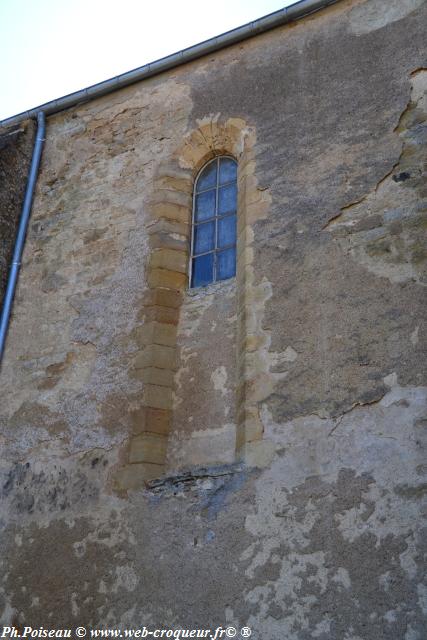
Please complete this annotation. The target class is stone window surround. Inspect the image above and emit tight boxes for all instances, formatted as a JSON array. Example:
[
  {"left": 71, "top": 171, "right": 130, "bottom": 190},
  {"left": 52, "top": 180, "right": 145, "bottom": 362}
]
[{"left": 115, "top": 115, "right": 271, "bottom": 492}]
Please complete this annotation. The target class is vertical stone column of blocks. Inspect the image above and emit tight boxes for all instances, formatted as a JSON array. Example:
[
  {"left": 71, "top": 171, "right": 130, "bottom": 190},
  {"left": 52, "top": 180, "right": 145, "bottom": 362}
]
[
  {"left": 116, "top": 168, "right": 193, "bottom": 490},
  {"left": 235, "top": 147, "right": 272, "bottom": 460},
  {"left": 235, "top": 151, "right": 261, "bottom": 452}
]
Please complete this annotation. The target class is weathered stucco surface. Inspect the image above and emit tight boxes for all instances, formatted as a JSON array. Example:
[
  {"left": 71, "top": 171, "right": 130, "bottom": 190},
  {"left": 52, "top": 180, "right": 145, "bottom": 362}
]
[
  {"left": 0, "top": 0, "right": 426, "bottom": 637},
  {"left": 168, "top": 279, "right": 237, "bottom": 470}
]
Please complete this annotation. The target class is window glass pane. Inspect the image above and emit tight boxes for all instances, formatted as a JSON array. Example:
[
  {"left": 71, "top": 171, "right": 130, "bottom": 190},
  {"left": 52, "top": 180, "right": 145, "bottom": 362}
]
[
  {"left": 195, "top": 190, "right": 216, "bottom": 222},
  {"left": 217, "top": 248, "right": 236, "bottom": 281},
  {"left": 192, "top": 253, "right": 214, "bottom": 287},
  {"left": 191, "top": 157, "right": 238, "bottom": 288},
  {"left": 197, "top": 161, "right": 217, "bottom": 191},
  {"left": 218, "top": 184, "right": 237, "bottom": 215},
  {"left": 218, "top": 214, "right": 236, "bottom": 248},
  {"left": 219, "top": 158, "right": 237, "bottom": 185},
  {"left": 194, "top": 221, "right": 215, "bottom": 255}
]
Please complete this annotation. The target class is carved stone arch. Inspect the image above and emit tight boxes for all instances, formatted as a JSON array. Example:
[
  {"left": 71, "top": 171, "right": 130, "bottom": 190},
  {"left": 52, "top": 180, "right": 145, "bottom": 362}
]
[{"left": 115, "top": 115, "right": 271, "bottom": 491}]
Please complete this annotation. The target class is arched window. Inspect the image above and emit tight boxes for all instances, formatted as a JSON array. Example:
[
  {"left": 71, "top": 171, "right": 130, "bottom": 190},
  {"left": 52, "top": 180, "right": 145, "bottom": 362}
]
[{"left": 190, "top": 156, "right": 237, "bottom": 288}]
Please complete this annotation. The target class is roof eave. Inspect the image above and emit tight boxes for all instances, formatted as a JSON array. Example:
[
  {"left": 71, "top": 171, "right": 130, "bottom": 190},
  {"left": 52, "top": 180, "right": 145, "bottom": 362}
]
[{"left": 0, "top": 0, "right": 340, "bottom": 129}]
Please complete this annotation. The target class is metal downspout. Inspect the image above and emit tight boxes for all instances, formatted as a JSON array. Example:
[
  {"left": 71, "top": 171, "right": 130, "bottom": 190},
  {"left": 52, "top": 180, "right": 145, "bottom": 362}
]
[{"left": 0, "top": 111, "right": 46, "bottom": 364}]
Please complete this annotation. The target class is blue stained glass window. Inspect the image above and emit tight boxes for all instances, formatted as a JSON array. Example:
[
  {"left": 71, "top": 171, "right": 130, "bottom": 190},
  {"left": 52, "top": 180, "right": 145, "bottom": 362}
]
[
  {"left": 219, "top": 158, "right": 237, "bottom": 185},
  {"left": 195, "top": 190, "right": 216, "bottom": 222},
  {"left": 217, "top": 248, "right": 236, "bottom": 280},
  {"left": 192, "top": 253, "right": 214, "bottom": 287},
  {"left": 218, "top": 184, "right": 237, "bottom": 215},
  {"left": 197, "top": 161, "right": 217, "bottom": 191},
  {"left": 194, "top": 222, "right": 215, "bottom": 254},
  {"left": 218, "top": 215, "right": 236, "bottom": 248},
  {"left": 190, "top": 157, "right": 237, "bottom": 288}
]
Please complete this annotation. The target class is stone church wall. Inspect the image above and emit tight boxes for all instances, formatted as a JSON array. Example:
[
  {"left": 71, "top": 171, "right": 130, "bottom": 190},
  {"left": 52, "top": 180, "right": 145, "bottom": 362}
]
[
  {"left": 0, "top": 120, "right": 35, "bottom": 301},
  {"left": 0, "top": 0, "right": 426, "bottom": 637}
]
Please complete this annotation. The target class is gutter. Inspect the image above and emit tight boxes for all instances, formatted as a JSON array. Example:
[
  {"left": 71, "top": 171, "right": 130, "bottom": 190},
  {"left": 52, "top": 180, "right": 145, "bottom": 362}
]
[
  {"left": 0, "top": 0, "right": 339, "bottom": 129},
  {"left": 0, "top": 0, "right": 339, "bottom": 362},
  {"left": 0, "top": 112, "right": 45, "bottom": 363}
]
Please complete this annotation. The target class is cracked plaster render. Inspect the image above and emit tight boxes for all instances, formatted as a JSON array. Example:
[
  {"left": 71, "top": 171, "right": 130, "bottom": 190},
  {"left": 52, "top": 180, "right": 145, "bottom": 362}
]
[{"left": 0, "top": 0, "right": 426, "bottom": 636}]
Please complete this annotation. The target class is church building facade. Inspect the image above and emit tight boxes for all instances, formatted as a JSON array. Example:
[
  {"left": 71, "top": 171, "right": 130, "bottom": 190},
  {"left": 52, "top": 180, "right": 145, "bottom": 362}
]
[{"left": 0, "top": 0, "right": 426, "bottom": 637}]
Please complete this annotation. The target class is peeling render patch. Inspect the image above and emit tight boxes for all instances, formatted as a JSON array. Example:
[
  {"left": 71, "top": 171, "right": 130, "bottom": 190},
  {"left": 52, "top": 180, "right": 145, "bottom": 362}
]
[
  {"left": 145, "top": 462, "right": 242, "bottom": 495},
  {"left": 348, "top": 0, "right": 425, "bottom": 35},
  {"left": 167, "top": 423, "right": 236, "bottom": 469},
  {"left": 259, "top": 378, "right": 427, "bottom": 495},
  {"left": 243, "top": 466, "right": 427, "bottom": 638},
  {"left": 211, "top": 366, "right": 228, "bottom": 395},
  {"left": 241, "top": 380, "right": 427, "bottom": 637},
  {"left": 237, "top": 275, "right": 294, "bottom": 467},
  {"left": 325, "top": 69, "right": 427, "bottom": 286},
  {"left": 0, "top": 447, "right": 120, "bottom": 525}
]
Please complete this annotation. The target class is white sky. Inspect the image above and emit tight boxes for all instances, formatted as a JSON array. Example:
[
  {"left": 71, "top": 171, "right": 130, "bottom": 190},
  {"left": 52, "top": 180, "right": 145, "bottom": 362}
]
[{"left": 0, "top": 0, "right": 295, "bottom": 121}]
